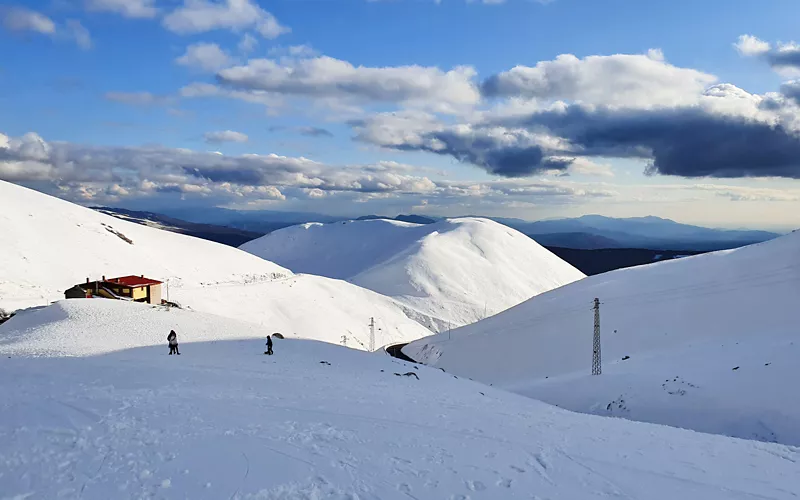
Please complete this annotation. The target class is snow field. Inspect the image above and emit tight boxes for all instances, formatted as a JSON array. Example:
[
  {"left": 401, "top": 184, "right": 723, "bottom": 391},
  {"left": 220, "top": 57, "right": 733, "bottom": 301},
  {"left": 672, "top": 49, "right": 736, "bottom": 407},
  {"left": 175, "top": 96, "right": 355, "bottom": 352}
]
[
  {"left": 1, "top": 300, "right": 799, "bottom": 499},
  {"left": 404, "top": 230, "right": 800, "bottom": 445}
]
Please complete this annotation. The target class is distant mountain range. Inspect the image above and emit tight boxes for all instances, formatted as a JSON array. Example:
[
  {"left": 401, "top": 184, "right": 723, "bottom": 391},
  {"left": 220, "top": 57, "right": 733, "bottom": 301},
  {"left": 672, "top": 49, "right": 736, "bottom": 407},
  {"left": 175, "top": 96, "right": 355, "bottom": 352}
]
[
  {"left": 94, "top": 205, "right": 783, "bottom": 252},
  {"left": 515, "top": 215, "right": 780, "bottom": 251},
  {"left": 360, "top": 214, "right": 781, "bottom": 251}
]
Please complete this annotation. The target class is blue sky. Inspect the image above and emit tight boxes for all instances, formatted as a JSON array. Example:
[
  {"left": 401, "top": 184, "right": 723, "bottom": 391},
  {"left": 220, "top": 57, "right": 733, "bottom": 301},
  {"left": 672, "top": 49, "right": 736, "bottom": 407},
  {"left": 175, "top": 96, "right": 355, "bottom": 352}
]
[{"left": 2, "top": 0, "right": 800, "bottom": 230}]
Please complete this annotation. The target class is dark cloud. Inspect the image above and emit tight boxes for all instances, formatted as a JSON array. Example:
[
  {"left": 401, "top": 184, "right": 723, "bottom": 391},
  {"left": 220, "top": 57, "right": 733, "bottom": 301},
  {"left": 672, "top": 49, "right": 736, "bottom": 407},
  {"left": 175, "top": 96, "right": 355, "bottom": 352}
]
[
  {"left": 184, "top": 166, "right": 266, "bottom": 185},
  {"left": 514, "top": 105, "right": 800, "bottom": 178},
  {"left": 297, "top": 126, "right": 333, "bottom": 138},
  {"left": 767, "top": 48, "right": 800, "bottom": 71},
  {"left": 411, "top": 130, "right": 555, "bottom": 177},
  {"left": 425, "top": 130, "right": 577, "bottom": 177},
  {"left": 355, "top": 86, "right": 800, "bottom": 179},
  {"left": 781, "top": 81, "right": 800, "bottom": 105},
  {"left": 351, "top": 112, "right": 573, "bottom": 177},
  {"left": 735, "top": 35, "right": 800, "bottom": 72},
  {"left": 269, "top": 126, "right": 333, "bottom": 138},
  {"left": 1, "top": 132, "right": 612, "bottom": 209}
]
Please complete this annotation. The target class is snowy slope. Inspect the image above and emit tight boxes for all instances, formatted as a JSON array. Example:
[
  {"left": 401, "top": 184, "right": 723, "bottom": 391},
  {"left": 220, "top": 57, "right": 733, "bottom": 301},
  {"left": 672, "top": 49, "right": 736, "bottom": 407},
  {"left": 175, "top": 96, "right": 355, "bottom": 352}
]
[
  {"left": 405, "top": 231, "right": 800, "bottom": 444},
  {"left": 0, "top": 181, "right": 431, "bottom": 349},
  {"left": 241, "top": 218, "right": 585, "bottom": 330},
  {"left": 1, "top": 300, "right": 798, "bottom": 499}
]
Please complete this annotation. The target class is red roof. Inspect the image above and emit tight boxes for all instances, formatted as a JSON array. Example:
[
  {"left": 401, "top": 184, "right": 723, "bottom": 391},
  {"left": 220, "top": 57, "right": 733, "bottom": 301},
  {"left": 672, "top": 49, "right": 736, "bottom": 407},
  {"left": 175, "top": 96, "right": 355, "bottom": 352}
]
[{"left": 108, "top": 275, "right": 163, "bottom": 287}]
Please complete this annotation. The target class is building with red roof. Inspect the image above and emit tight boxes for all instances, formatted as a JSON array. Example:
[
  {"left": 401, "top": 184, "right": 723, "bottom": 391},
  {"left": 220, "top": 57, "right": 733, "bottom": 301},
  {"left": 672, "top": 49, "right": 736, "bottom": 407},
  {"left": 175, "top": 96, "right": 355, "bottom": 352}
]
[{"left": 65, "top": 275, "right": 163, "bottom": 304}]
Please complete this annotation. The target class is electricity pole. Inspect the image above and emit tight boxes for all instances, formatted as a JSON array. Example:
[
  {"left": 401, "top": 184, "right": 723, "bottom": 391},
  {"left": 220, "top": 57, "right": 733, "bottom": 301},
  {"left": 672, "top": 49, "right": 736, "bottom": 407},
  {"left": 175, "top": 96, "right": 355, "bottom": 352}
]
[
  {"left": 592, "top": 298, "right": 602, "bottom": 375},
  {"left": 369, "top": 317, "right": 375, "bottom": 352}
]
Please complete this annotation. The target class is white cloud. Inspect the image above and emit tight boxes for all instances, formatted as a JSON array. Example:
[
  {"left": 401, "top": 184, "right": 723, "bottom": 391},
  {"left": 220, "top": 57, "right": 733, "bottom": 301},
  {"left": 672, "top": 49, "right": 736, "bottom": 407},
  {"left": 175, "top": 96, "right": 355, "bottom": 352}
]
[
  {"left": 268, "top": 44, "right": 318, "bottom": 58},
  {"left": 204, "top": 130, "right": 249, "bottom": 143},
  {"left": 217, "top": 56, "right": 480, "bottom": 111},
  {"left": 104, "top": 91, "right": 171, "bottom": 106},
  {"left": 163, "top": 0, "right": 289, "bottom": 38},
  {"left": 481, "top": 51, "right": 717, "bottom": 108},
  {"left": 1, "top": 132, "right": 613, "bottom": 209},
  {"left": 734, "top": 35, "right": 771, "bottom": 56},
  {"left": 85, "top": 0, "right": 158, "bottom": 18},
  {"left": 179, "top": 82, "right": 283, "bottom": 108},
  {"left": 66, "top": 19, "right": 91, "bottom": 50},
  {"left": 355, "top": 59, "right": 800, "bottom": 179},
  {"left": 555, "top": 157, "right": 615, "bottom": 177},
  {"left": 176, "top": 43, "right": 232, "bottom": 71},
  {"left": 2, "top": 7, "right": 56, "bottom": 35},
  {"left": 734, "top": 34, "right": 800, "bottom": 75},
  {"left": 2, "top": 8, "right": 92, "bottom": 49},
  {"left": 238, "top": 33, "right": 258, "bottom": 53}
]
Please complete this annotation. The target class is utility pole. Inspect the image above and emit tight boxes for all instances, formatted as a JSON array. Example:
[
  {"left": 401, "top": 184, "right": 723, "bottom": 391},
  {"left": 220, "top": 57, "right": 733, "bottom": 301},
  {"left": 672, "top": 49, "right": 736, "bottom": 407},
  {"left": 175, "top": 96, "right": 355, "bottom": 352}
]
[
  {"left": 369, "top": 317, "right": 375, "bottom": 352},
  {"left": 592, "top": 298, "right": 602, "bottom": 375}
]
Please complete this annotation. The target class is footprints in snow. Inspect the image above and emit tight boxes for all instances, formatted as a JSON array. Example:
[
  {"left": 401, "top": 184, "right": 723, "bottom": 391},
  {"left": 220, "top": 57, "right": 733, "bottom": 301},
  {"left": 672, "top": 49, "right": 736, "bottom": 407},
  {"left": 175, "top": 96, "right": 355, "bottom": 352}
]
[
  {"left": 604, "top": 396, "right": 630, "bottom": 414},
  {"left": 391, "top": 450, "right": 536, "bottom": 497},
  {"left": 465, "top": 480, "right": 486, "bottom": 491},
  {"left": 662, "top": 376, "right": 698, "bottom": 396}
]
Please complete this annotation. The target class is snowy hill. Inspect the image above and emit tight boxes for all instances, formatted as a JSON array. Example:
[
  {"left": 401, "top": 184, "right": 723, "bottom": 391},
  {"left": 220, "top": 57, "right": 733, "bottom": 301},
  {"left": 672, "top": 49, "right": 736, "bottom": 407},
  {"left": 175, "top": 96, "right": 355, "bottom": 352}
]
[
  {"left": 405, "top": 231, "right": 800, "bottom": 444},
  {"left": 0, "top": 181, "right": 431, "bottom": 349},
  {"left": 241, "top": 218, "right": 585, "bottom": 331},
  {"left": 1, "top": 300, "right": 798, "bottom": 499}
]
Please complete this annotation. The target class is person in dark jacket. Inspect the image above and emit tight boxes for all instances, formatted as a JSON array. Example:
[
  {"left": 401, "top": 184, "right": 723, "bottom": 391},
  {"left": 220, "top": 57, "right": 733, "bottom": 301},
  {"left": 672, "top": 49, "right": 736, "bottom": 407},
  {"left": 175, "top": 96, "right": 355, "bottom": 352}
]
[
  {"left": 168, "top": 330, "right": 180, "bottom": 355},
  {"left": 265, "top": 335, "right": 273, "bottom": 355}
]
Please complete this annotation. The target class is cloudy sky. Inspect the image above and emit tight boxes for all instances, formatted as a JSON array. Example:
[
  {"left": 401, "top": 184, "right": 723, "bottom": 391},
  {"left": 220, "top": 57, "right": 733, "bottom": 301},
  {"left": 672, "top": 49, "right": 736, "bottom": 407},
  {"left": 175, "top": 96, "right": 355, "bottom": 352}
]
[{"left": 2, "top": 0, "right": 800, "bottom": 230}]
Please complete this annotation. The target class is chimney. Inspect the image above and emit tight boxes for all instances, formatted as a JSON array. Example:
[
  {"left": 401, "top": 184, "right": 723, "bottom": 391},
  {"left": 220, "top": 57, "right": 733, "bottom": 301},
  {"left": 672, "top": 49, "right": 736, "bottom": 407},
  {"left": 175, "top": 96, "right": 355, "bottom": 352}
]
[
  {"left": 86, "top": 278, "right": 89, "bottom": 283},
  {"left": 102, "top": 275, "right": 106, "bottom": 281},
  {"left": 141, "top": 275, "right": 144, "bottom": 278}
]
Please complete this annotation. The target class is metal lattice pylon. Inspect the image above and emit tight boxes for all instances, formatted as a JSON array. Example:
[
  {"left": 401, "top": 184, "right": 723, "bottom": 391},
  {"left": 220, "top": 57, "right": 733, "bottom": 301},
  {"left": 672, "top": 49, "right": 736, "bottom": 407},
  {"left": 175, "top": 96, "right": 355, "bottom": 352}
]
[
  {"left": 592, "top": 298, "right": 602, "bottom": 375},
  {"left": 369, "top": 317, "right": 375, "bottom": 352}
]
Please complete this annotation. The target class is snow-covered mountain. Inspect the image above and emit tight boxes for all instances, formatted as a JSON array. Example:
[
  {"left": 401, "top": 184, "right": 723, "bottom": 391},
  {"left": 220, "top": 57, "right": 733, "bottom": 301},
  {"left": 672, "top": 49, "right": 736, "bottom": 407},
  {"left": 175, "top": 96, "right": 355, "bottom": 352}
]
[
  {"left": 405, "top": 230, "right": 800, "bottom": 444},
  {"left": 0, "top": 180, "right": 431, "bottom": 349},
  {"left": 241, "top": 218, "right": 585, "bottom": 331},
  {"left": 1, "top": 299, "right": 797, "bottom": 499}
]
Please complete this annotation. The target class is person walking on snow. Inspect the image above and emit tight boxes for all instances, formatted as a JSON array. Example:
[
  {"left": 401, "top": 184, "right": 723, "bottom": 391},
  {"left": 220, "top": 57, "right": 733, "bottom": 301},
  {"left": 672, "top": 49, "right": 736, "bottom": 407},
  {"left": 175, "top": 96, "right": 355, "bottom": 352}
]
[
  {"left": 265, "top": 335, "right": 273, "bottom": 355},
  {"left": 168, "top": 330, "right": 180, "bottom": 355}
]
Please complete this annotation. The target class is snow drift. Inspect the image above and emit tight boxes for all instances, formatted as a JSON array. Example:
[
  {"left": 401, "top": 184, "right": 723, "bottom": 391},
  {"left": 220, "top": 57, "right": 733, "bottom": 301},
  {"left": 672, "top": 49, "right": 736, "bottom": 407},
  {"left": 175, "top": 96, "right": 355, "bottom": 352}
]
[
  {"left": 0, "top": 180, "right": 431, "bottom": 349},
  {"left": 1, "top": 300, "right": 798, "bottom": 499},
  {"left": 405, "top": 231, "right": 800, "bottom": 444},
  {"left": 241, "top": 217, "right": 585, "bottom": 330}
]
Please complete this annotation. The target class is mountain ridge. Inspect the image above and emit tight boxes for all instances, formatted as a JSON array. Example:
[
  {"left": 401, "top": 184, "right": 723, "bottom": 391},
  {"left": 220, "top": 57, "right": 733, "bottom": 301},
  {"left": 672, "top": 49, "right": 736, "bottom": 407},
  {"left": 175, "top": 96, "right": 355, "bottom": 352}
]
[{"left": 241, "top": 217, "right": 585, "bottom": 331}]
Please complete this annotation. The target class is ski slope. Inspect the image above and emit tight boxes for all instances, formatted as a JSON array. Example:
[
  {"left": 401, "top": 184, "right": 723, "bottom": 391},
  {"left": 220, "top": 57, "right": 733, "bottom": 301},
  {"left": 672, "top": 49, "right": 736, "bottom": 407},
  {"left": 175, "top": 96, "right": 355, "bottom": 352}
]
[
  {"left": 241, "top": 218, "right": 585, "bottom": 331},
  {"left": 0, "top": 181, "right": 431, "bottom": 349},
  {"left": 1, "top": 300, "right": 798, "bottom": 499},
  {"left": 405, "top": 231, "right": 800, "bottom": 444}
]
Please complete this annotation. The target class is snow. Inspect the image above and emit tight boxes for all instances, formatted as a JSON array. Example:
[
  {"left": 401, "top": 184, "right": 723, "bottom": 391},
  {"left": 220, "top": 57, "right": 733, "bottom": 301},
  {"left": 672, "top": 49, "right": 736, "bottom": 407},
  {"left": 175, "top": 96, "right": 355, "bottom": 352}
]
[
  {"left": 0, "top": 180, "right": 432, "bottom": 349},
  {"left": 405, "top": 231, "right": 800, "bottom": 445},
  {"left": 241, "top": 218, "right": 585, "bottom": 331},
  {"left": 1, "top": 300, "right": 799, "bottom": 499}
]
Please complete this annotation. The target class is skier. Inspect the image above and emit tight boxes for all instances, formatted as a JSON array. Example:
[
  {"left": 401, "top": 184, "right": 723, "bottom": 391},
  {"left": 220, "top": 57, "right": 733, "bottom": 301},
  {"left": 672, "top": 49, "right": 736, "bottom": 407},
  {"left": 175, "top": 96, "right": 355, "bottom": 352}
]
[
  {"left": 265, "top": 335, "right": 273, "bottom": 355},
  {"left": 167, "top": 330, "right": 180, "bottom": 355}
]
